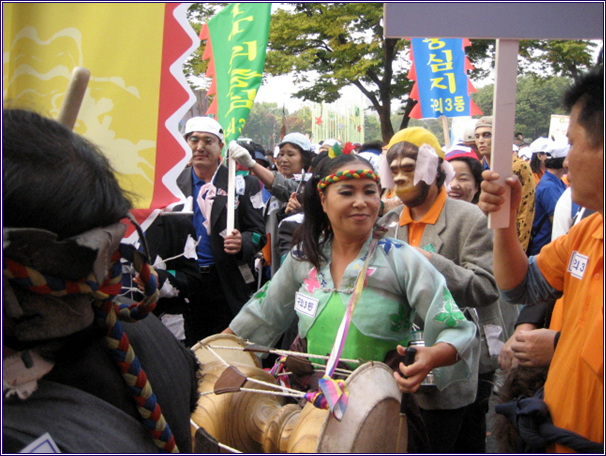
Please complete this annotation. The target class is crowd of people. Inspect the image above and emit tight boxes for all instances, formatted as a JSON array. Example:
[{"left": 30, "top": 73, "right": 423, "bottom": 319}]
[{"left": 3, "top": 65, "right": 602, "bottom": 453}]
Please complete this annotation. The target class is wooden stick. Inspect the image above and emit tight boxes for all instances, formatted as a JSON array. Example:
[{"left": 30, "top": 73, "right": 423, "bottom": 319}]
[
  {"left": 226, "top": 150, "right": 236, "bottom": 233},
  {"left": 57, "top": 67, "right": 90, "bottom": 130},
  {"left": 489, "top": 39, "right": 519, "bottom": 229},
  {"left": 208, "top": 343, "right": 363, "bottom": 365},
  {"left": 441, "top": 115, "right": 450, "bottom": 149}
]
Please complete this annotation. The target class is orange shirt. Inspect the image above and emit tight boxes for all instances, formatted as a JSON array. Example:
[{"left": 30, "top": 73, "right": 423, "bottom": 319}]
[
  {"left": 398, "top": 188, "right": 447, "bottom": 247},
  {"left": 536, "top": 212, "right": 604, "bottom": 451}
]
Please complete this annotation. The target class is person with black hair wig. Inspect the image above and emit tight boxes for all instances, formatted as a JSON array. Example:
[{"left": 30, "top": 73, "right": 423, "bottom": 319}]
[
  {"left": 3, "top": 109, "right": 199, "bottom": 453},
  {"left": 379, "top": 127, "right": 503, "bottom": 453}
]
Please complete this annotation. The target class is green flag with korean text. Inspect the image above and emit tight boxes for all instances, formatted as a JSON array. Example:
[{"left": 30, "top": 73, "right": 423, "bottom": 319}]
[{"left": 200, "top": 3, "right": 271, "bottom": 146}]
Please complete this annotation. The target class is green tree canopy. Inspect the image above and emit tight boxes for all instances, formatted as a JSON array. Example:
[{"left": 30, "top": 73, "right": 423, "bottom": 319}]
[
  {"left": 473, "top": 75, "right": 572, "bottom": 140},
  {"left": 185, "top": 3, "right": 599, "bottom": 143},
  {"left": 239, "top": 103, "right": 312, "bottom": 149}
]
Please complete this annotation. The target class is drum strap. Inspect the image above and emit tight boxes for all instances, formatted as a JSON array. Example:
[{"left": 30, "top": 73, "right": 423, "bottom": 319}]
[
  {"left": 325, "top": 236, "right": 379, "bottom": 376},
  {"left": 305, "top": 237, "right": 379, "bottom": 421}
]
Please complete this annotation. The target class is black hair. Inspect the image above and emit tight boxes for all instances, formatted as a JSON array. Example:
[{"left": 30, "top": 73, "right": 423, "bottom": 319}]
[
  {"left": 448, "top": 156, "right": 484, "bottom": 204},
  {"left": 359, "top": 140, "right": 385, "bottom": 153},
  {"left": 563, "top": 65, "right": 603, "bottom": 147},
  {"left": 292, "top": 154, "right": 377, "bottom": 270},
  {"left": 3, "top": 109, "right": 132, "bottom": 239},
  {"left": 310, "top": 150, "right": 329, "bottom": 171},
  {"left": 529, "top": 153, "right": 544, "bottom": 175},
  {"left": 279, "top": 141, "right": 313, "bottom": 172},
  {"left": 544, "top": 156, "right": 567, "bottom": 170},
  {"left": 386, "top": 141, "right": 447, "bottom": 188}
]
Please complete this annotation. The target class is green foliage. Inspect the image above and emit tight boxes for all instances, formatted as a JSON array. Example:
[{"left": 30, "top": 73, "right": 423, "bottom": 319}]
[
  {"left": 239, "top": 103, "right": 312, "bottom": 148},
  {"left": 363, "top": 112, "right": 382, "bottom": 142},
  {"left": 263, "top": 3, "right": 409, "bottom": 141},
  {"left": 184, "top": 4, "right": 598, "bottom": 143},
  {"left": 472, "top": 75, "right": 572, "bottom": 140},
  {"left": 183, "top": 3, "right": 227, "bottom": 84}
]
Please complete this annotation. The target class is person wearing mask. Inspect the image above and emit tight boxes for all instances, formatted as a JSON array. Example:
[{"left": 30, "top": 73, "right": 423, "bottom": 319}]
[
  {"left": 3, "top": 109, "right": 199, "bottom": 453},
  {"left": 379, "top": 127, "right": 505, "bottom": 453}
]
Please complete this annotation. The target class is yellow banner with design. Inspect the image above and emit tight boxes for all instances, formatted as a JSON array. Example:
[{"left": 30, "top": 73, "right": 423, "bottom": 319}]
[{"left": 3, "top": 3, "right": 197, "bottom": 216}]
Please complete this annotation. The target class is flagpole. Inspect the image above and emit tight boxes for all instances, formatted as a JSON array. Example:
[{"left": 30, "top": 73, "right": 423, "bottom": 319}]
[
  {"left": 441, "top": 115, "right": 450, "bottom": 149},
  {"left": 226, "top": 148, "right": 236, "bottom": 233}
]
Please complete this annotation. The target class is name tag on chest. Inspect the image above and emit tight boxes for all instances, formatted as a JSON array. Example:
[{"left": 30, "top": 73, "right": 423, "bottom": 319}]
[
  {"left": 567, "top": 251, "right": 589, "bottom": 279},
  {"left": 295, "top": 292, "right": 319, "bottom": 317}
]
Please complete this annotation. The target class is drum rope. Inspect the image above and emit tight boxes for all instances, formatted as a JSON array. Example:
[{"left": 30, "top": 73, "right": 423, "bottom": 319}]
[
  {"left": 4, "top": 244, "right": 178, "bottom": 453},
  {"left": 206, "top": 344, "right": 363, "bottom": 366},
  {"left": 202, "top": 344, "right": 306, "bottom": 399},
  {"left": 205, "top": 345, "right": 355, "bottom": 376}
]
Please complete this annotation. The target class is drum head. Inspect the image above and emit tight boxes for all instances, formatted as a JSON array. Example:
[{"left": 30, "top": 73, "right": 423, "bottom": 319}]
[
  {"left": 316, "top": 361, "right": 404, "bottom": 453},
  {"left": 192, "top": 333, "right": 261, "bottom": 368}
]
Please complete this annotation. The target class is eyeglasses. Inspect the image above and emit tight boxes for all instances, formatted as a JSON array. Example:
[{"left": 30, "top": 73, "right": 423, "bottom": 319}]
[{"left": 188, "top": 135, "right": 219, "bottom": 147}]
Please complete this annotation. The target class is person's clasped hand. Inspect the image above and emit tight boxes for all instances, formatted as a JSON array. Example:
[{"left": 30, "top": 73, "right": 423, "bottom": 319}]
[{"left": 229, "top": 140, "right": 256, "bottom": 169}]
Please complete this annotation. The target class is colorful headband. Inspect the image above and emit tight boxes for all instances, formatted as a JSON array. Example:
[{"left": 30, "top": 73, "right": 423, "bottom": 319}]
[{"left": 317, "top": 169, "right": 380, "bottom": 192}]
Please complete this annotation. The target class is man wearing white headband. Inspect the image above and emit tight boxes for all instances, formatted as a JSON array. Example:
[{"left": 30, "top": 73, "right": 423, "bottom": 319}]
[
  {"left": 379, "top": 126, "right": 506, "bottom": 453},
  {"left": 176, "top": 116, "right": 266, "bottom": 346}
]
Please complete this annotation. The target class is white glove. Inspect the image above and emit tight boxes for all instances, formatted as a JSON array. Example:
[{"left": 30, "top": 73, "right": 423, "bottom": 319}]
[{"left": 229, "top": 140, "right": 257, "bottom": 169}]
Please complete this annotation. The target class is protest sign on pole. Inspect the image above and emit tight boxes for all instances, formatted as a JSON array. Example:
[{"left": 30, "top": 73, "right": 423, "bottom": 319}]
[
  {"left": 407, "top": 38, "right": 482, "bottom": 149},
  {"left": 384, "top": 2, "right": 603, "bottom": 228},
  {"left": 408, "top": 38, "right": 482, "bottom": 120}
]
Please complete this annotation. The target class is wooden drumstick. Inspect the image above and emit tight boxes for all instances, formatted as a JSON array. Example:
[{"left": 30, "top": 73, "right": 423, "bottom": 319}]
[{"left": 57, "top": 67, "right": 90, "bottom": 130}]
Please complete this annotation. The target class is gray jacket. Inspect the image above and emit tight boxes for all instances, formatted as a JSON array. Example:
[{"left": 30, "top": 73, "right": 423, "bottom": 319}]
[{"left": 379, "top": 194, "right": 507, "bottom": 409}]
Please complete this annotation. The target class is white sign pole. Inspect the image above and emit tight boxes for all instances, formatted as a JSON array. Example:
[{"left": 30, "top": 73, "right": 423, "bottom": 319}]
[
  {"left": 226, "top": 152, "right": 236, "bottom": 233},
  {"left": 489, "top": 39, "right": 519, "bottom": 229}
]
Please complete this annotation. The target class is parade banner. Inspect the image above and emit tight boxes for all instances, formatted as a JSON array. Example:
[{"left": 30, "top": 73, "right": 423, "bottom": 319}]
[
  {"left": 3, "top": 3, "right": 198, "bottom": 232},
  {"left": 311, "top": 101, "right": 365, "bottom": 145},
  {"left": 408, "top": 38, "right": 482, "bottom": 119},
  {"left": 200, "top": 3, "right": 271, "bottom": 145}
]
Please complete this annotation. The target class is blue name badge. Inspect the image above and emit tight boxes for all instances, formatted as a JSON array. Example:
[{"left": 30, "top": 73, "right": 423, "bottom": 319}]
[{"left": 294, "top": 292, "right": 319, "bottom": 317}]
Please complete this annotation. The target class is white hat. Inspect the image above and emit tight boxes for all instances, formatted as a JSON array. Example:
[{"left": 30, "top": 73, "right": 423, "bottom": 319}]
[
  {"left": 462, "top": 123, "right": 476, "bottom": 143},
  {"left": 184, "top": 116, "right": 224, "bottom": 142},
  {"left": 529, "top": 137, "right": 551, "bottom": 154},
  {"left": 322, "top": 138, "right": 339, "bottom": 147},
  {"left": 518, "top": 146, "right": 532, "bottom": 160},
  {"left": 278, "top": 132, "right": 312, "bottom": 152},
  {"left": 549, "top": 139, "right": 570, "bottom": 159}
]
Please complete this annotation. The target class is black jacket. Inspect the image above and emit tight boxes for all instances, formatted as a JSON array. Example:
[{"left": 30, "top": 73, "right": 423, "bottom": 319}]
[{"left": 176, "top": 165, "right": 266, "bottom": 314}]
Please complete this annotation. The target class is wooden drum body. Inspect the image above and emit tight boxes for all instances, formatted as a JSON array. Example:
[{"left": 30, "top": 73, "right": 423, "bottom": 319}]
[{"left": 190, "top": 334, "right": 407, "bottom": 453}]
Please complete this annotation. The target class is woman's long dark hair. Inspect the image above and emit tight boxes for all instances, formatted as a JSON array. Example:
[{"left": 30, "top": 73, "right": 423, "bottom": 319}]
[
  {"left": 529, "top": 153, "right": 543, "bottom": 175},
  {"left": 291, "top": 153, "right": 376, "bottom": 270},
  {"left": 3, "top": 109, "right": 132, "bottom": 239}
]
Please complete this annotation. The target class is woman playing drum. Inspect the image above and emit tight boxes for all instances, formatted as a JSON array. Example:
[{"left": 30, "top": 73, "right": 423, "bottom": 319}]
[{"left": 225, "top": 152, "right": 477, "bottom": 399}]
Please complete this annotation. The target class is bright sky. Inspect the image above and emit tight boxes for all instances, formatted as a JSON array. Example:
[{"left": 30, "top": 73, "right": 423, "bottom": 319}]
[{"left": 255, "top": 75, "right": 366, "bottom": 112}]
